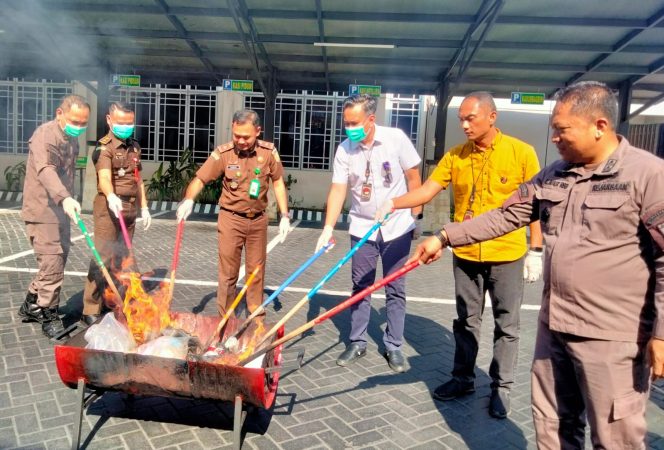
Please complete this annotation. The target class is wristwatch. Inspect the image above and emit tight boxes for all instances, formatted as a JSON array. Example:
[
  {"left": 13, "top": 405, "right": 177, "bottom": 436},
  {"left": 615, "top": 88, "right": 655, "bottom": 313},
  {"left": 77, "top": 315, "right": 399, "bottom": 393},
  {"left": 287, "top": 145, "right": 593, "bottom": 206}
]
[{"left": 435, "top": 228, "right": 449, "bottom": 247}]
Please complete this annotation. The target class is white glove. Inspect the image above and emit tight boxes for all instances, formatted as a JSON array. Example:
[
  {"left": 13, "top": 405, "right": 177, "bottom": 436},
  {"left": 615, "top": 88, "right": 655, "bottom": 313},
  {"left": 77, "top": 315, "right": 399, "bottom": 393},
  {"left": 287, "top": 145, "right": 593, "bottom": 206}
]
[
  {"left": 141, "top": 207, "right": 152, "bottom": 231},
  {"left": 106, "top": 193, "right": 123, "bottom": 218},
  {"left": 412, "top": 217, "right": 422, "bottom": 240},
  {"left": 176, "top": 199, "right": 194, "bottom": 222},
  {"left": 374, "top": 199, "right": 395, "bottom": 223},
  {"left": 278, "top": 216, "right": 290, "bottom": 243},
  {"left": 524, "top": 250, "right": 543, "bottom": 282},
  {"left": 61, "top": 196, "right": 81, "bottom": 221},
  {"left": 315, "top": 225, "right": 334, "bottom": 253}
]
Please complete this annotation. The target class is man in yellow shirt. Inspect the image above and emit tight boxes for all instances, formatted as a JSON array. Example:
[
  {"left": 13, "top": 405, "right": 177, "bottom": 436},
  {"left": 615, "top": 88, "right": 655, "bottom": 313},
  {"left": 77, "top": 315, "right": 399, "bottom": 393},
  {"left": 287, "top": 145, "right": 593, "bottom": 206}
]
[{"left": 376, "top": 92, "right": 542, "bottom": 418}]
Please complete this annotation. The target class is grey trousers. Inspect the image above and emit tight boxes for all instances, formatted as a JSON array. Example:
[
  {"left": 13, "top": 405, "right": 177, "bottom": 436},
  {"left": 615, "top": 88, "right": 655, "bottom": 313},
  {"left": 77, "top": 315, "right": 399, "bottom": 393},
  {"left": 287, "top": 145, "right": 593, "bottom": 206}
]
[
  {"left": 531, "top": 323, "right": 649, "bottom": 450},
  {"left": 451, "top": 254, "right": 524, "bottom": 390}
]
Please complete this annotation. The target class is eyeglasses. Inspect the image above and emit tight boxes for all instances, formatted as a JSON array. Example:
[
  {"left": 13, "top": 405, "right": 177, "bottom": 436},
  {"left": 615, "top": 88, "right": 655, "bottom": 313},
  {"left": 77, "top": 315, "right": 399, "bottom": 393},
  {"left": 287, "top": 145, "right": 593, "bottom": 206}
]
[{"left": 382, "top": 161, "right": 392, "bottom": 186}]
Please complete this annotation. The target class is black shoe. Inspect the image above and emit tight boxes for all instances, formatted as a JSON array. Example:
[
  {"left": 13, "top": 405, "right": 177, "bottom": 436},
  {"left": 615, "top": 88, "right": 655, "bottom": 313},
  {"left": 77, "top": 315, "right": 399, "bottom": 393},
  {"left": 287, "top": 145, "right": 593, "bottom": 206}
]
[
  {"left": 384, "top": 349, "right": 406, "bottom": 373},
  {"left": 41, "top": 308, "right": 65, "bottom": 339},
  {"left": 18, "top": 292, "right": 44, "bottom": 323},
  {"left": 336, "top": 343, "right": 366, "bottom": 366},
  {"left": 432, "top": 379, "right": 475, "bottom": 401},
  {"left": 489, "top": 389, "right": 510, "bottom": 419},
  {"left": 81, "top": 314, "right": 101, "bottom": 326}
]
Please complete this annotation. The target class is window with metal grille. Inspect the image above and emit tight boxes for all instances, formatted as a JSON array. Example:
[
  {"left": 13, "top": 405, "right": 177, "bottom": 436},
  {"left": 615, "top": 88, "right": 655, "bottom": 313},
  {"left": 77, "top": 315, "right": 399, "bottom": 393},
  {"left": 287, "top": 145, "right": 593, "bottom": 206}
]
[
  {"left": 244, "top": 92, "right": 346, "bottom": 171},
  {"left": 0, "top": 80, "right": 73, "bottom": 154},
  {"left": 388, "top": 94, "right": 420, "bottom": 146},
  {"left": 110, "top": 85, "right": 216, "bottom": 163}
]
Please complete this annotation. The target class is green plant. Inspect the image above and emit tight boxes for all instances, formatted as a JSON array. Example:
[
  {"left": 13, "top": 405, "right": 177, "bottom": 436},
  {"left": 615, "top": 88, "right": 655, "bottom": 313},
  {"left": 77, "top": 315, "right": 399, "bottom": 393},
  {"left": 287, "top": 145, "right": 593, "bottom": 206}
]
[
  {"left": 4, "top": 160, "right": 26, "bottom": 191},
  {"left": 284, "top": 173, "right": 301, "bottom": 208},
  {"left": 146, "top": 148, "right": 199, "bottom": 201}
]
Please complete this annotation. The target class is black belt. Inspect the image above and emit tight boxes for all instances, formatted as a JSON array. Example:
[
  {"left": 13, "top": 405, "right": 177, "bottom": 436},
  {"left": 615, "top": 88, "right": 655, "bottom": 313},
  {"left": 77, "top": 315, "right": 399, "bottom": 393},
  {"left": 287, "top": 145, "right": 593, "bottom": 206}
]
[{"left": 220, "top": 206, "right": 264, "bottom": 219}]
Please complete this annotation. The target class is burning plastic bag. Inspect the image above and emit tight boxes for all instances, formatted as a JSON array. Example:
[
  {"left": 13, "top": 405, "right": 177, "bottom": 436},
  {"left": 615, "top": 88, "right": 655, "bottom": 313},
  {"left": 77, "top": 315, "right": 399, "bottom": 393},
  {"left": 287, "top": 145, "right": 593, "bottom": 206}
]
[
  {"left": 84, "top": 313, "right": 137, "bottom": 352},
  {"left": 136, "top": 336, "right": 189, "bottom": 360}
]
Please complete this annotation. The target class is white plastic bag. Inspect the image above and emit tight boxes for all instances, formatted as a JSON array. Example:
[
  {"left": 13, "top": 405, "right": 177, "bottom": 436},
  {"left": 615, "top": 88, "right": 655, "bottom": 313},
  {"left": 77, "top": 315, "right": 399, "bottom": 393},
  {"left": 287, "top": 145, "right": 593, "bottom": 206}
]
[
  {"left": 136, "top": 336, "right": 189, "bottom": 360},
  {"left": 84, "top": 314, "right": 136, "bottom": 352}
]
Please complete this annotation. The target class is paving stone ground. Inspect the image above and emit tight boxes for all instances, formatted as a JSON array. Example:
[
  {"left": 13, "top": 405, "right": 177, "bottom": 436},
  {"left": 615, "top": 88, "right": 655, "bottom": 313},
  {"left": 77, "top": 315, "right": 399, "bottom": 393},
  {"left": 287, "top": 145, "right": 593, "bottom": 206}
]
[{"left": 1, "top": 206, "right": 663, "bottom": 449}]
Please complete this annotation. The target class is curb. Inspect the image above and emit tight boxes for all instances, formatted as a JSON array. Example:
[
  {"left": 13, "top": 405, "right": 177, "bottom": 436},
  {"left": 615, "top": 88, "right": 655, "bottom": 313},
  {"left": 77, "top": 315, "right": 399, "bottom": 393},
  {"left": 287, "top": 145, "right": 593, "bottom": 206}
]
[{"left": 0, "top": 192, "right": 347, "bottom": 223}]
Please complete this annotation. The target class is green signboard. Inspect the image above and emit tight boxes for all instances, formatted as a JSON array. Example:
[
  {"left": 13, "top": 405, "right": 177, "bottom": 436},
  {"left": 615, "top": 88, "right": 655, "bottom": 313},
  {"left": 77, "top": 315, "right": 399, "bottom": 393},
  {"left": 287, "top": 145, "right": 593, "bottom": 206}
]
[
  {"left": 76, "top": 156, "right": 88, "bottom": 169},
  {"left": 511, "top": 92, "right": 545, "bottom": 105},
  {"left": 349, "top": 84, "right": 381, "bottom": 96},
  {"left": 223, "top": 79, "right": 254, "bottom": 92},
  {"left": 111, "top": 74, "right": 141, "bottom": 88}
]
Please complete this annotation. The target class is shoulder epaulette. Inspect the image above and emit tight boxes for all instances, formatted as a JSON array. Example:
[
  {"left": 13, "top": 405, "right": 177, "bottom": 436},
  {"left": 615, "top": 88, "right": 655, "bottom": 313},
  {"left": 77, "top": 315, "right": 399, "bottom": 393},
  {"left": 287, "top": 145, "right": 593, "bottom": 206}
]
[
  {"left": 256, "top": 140, "right": 275, "bottom": 150},
  {"left": 98, "top": 135, "right": 112, "bottom": 145},
  {"left": 217, "top": 141, "right": 235, "bottom": 153}
]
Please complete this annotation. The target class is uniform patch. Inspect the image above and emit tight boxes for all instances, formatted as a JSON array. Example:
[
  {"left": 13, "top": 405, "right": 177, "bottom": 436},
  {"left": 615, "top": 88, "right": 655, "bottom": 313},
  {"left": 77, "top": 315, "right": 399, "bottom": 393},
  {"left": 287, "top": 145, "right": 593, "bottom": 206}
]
[
  {"left": 227, "top": 164, "right": 240, "bottom": 170},
  {"left": 591, "top": 182, "right": 629, "bottom": 192},
  {"left": 99, "top": 135, "right": 112, "bottom": 145},
  {"left": 543, "top": 179, "right": 569, "bottom": 189},
  {"left": 210, "top": 149, "right": 221, "bottom": 160},
  {"left": 642, "top": 203, "right": 664, "bottom": 251},
  {"left": 257, "top": 156, "right": 264, "bottom": 163},
  {"left": 602, "top": 159, "right": 617, "bottom": 173},
  {"left": 518, "top": 183, "right": 528, "bottom": 199},
  {"left": 272, "top": 149, "right": 280, "bottom": 162},
  {"left": 645, "top": 208, "right": 664, "bottom": 227}
]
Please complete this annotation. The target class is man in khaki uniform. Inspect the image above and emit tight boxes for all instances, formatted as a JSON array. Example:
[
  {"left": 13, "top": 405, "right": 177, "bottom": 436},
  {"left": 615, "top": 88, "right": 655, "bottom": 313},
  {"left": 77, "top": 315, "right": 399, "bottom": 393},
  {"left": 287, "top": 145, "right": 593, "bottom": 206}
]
[
  {"left": 410, "top": 81, "right": 664, "bottom": 448},
  {"left": 18, "top": 94, "right": 90, "bottom": 338},
  {"left": 81, "top": 101, "right": 151, "bottom": 326},
  {"left": 177, "top": 109, "right": 290, "bottom": 315}
]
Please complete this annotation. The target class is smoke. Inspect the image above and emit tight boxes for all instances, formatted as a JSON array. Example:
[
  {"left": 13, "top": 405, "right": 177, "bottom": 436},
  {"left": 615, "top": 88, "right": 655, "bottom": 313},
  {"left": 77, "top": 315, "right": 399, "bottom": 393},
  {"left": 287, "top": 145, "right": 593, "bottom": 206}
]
[{"left": 0, "top": 0, "right": 143, "bottom": 82}]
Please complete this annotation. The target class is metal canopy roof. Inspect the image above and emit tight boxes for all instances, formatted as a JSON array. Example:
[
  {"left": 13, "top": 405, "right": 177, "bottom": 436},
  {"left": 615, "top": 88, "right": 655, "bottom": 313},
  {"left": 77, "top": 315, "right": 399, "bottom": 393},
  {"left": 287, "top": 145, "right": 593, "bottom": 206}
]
[{"left": 2, "top": 0, "right": 664, "bottom": 109}]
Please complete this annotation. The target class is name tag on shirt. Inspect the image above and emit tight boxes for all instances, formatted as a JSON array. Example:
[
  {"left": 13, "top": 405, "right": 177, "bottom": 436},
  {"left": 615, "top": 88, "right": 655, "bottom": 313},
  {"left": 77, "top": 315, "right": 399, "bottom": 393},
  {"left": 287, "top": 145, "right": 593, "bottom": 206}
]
[
  {"left": 360, "top": 183, "right": 372, "bottom": 202},
  {"left": 227, "top": 164, "right": 240, "bottom": 170}
]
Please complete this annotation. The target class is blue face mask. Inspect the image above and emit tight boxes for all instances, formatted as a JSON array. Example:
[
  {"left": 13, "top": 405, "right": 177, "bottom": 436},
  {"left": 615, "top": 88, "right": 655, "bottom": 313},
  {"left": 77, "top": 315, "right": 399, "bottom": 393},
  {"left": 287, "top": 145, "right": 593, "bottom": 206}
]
[
  {"left": 63, "top": 123, "right": 86, "bottom": 138},
  {"left": 112, "top": 124, "right": 135, "bottom": 140},
  {"left": 345, "top": 125, "right": 367, "bottom": 142}
]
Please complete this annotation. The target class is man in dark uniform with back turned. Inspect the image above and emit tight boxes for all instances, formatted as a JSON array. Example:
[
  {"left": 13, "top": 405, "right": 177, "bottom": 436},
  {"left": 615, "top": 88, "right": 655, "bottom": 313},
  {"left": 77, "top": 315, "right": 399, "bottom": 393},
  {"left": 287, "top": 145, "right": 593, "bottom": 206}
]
[
  {"left": 177, "top": 109, "right": 290, "bottom": 315},
  {"left": 81, "top": 101, "right": 151, "bottom": 325},
  {"left": 18, "top": 94, "right": 90, "bottom": 338}
]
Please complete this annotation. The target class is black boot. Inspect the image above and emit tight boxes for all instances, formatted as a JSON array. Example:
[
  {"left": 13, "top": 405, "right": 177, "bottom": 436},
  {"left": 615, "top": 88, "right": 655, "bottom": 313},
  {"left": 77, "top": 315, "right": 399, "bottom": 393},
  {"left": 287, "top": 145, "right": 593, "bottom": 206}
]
[
  {"left": 18, "top": 292, "right": 44, "bottom": 323},
  {"left": 41, "top": 308, "right": 65, "bottom": 339}
]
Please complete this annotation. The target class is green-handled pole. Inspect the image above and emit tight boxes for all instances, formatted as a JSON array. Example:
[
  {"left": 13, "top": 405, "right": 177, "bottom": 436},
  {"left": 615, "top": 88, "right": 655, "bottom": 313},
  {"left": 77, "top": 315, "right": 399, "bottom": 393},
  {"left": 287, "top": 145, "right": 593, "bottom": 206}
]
[{"left": 74, "top": 212, "right": 125, "bottom": 315}]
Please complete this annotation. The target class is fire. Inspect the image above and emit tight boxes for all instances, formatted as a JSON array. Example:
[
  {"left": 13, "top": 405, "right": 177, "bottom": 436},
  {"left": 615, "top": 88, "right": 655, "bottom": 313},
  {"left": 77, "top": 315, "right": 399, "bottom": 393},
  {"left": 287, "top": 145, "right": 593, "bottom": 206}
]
[
  {"left": 104, "top": 257, "right": 173, "bottom": 345},
  {"left": 210, "top": 317, "right": 267, "bottom": 366}
]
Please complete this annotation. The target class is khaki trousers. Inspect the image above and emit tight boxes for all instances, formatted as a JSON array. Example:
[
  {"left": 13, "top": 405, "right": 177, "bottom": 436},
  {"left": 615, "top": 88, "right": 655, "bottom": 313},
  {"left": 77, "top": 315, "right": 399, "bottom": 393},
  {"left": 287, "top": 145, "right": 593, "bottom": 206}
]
[
  {"left": 216, "top": 209, "right": 267, "bottom": 315},
  {"left": 82, "top": 194, "right": 136, "bottom": 315}
]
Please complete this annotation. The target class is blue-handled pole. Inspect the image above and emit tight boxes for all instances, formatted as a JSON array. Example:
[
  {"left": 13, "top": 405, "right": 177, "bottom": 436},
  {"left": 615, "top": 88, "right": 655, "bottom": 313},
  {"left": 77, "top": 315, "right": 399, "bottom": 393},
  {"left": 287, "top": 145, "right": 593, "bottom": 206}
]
[
  {"left": 221, "top": 239, "right": 336, "bottom": 347},
  {"left": 256, "top": 219, "right": 384, "bottom": 348}
]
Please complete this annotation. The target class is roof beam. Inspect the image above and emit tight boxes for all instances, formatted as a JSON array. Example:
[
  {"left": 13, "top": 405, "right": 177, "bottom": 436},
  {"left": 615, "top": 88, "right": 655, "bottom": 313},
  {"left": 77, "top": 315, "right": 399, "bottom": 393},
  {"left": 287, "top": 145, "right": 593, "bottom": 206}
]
[
  {"left": 629, "top": 92, "right": 664, "bottom": 118},
  {"left": 226, "top": 0, "right": 270, "bottom": 95},
  {"left": 49, "top": 3, "right": 664, "bottom": 28},
  {"left": 65, "top": 27, "right": 664, "bottom": 54},
  {"left": 566, "top": 5, "right": 664, "bottom": 85},
  {"left": 314, "top": 0, "right": 330, "bottom": 92},
  {"left": 153, "top": 0, "right": 224, "bottom": 85}
]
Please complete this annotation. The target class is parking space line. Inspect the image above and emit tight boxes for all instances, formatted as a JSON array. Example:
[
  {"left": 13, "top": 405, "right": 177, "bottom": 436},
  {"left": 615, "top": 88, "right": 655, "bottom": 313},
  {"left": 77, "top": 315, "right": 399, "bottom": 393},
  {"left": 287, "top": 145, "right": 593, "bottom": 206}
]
[{"left": 0, "top": 264, "right": 541, "bottom": 310}]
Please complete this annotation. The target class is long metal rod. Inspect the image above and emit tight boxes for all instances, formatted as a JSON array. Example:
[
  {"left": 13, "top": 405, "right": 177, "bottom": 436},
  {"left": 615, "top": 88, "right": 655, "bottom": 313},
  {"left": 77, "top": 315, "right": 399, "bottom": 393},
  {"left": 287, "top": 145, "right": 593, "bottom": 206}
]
[
  {"left": 242, "top": 260, "right": 420, "bottom": 365},
  {"left": 166, "top": 220, "right": 185, "bottom": 306},
  {"left": 74, "top": 212, "right": 124, "bottom": 313},
  {"left": 255, "top": 220, "right": 384, "bottom": 349},
  {"left": 222, "top": 239, "right": 334, "bottom": 346},
  {"left": 201, "top": 265, "right": 261, "bottom": 352}
]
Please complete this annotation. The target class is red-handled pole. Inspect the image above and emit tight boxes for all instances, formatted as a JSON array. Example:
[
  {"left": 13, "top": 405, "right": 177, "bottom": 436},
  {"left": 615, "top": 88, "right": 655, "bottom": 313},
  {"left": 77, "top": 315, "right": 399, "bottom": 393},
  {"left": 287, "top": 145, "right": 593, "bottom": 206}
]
[
  {"left": 240, "top": 260, "right": 420, "bottom": 365},
  {"left": 166, "top": 220, "right": 185, "bottom": 305}
]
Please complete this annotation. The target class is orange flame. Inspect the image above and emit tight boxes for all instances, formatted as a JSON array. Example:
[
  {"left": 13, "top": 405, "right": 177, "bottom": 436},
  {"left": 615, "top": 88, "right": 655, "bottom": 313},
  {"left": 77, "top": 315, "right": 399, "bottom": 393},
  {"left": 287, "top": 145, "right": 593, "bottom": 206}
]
[
  {"left": 211, "top": 317, "right": 267, "bottom": 366},
  {"left": 104, "top": 257, "right": 173, "bottom": 345}
]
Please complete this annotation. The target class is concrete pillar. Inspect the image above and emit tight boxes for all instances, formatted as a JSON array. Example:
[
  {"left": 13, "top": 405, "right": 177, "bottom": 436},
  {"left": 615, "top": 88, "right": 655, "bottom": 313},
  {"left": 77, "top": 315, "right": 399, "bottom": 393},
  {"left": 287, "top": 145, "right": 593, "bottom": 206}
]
[
  {"left": 617, "top": 79, "right": 633, "bottom": 137},
  {"left": 434, "top": 81, "right": 450, "bottom": 160},
  {"left": 216, "top": 90, "right": 244, "bottom": 145},
  {"left": 72, "top": 81, "right": 101, "bottom": 211}
]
